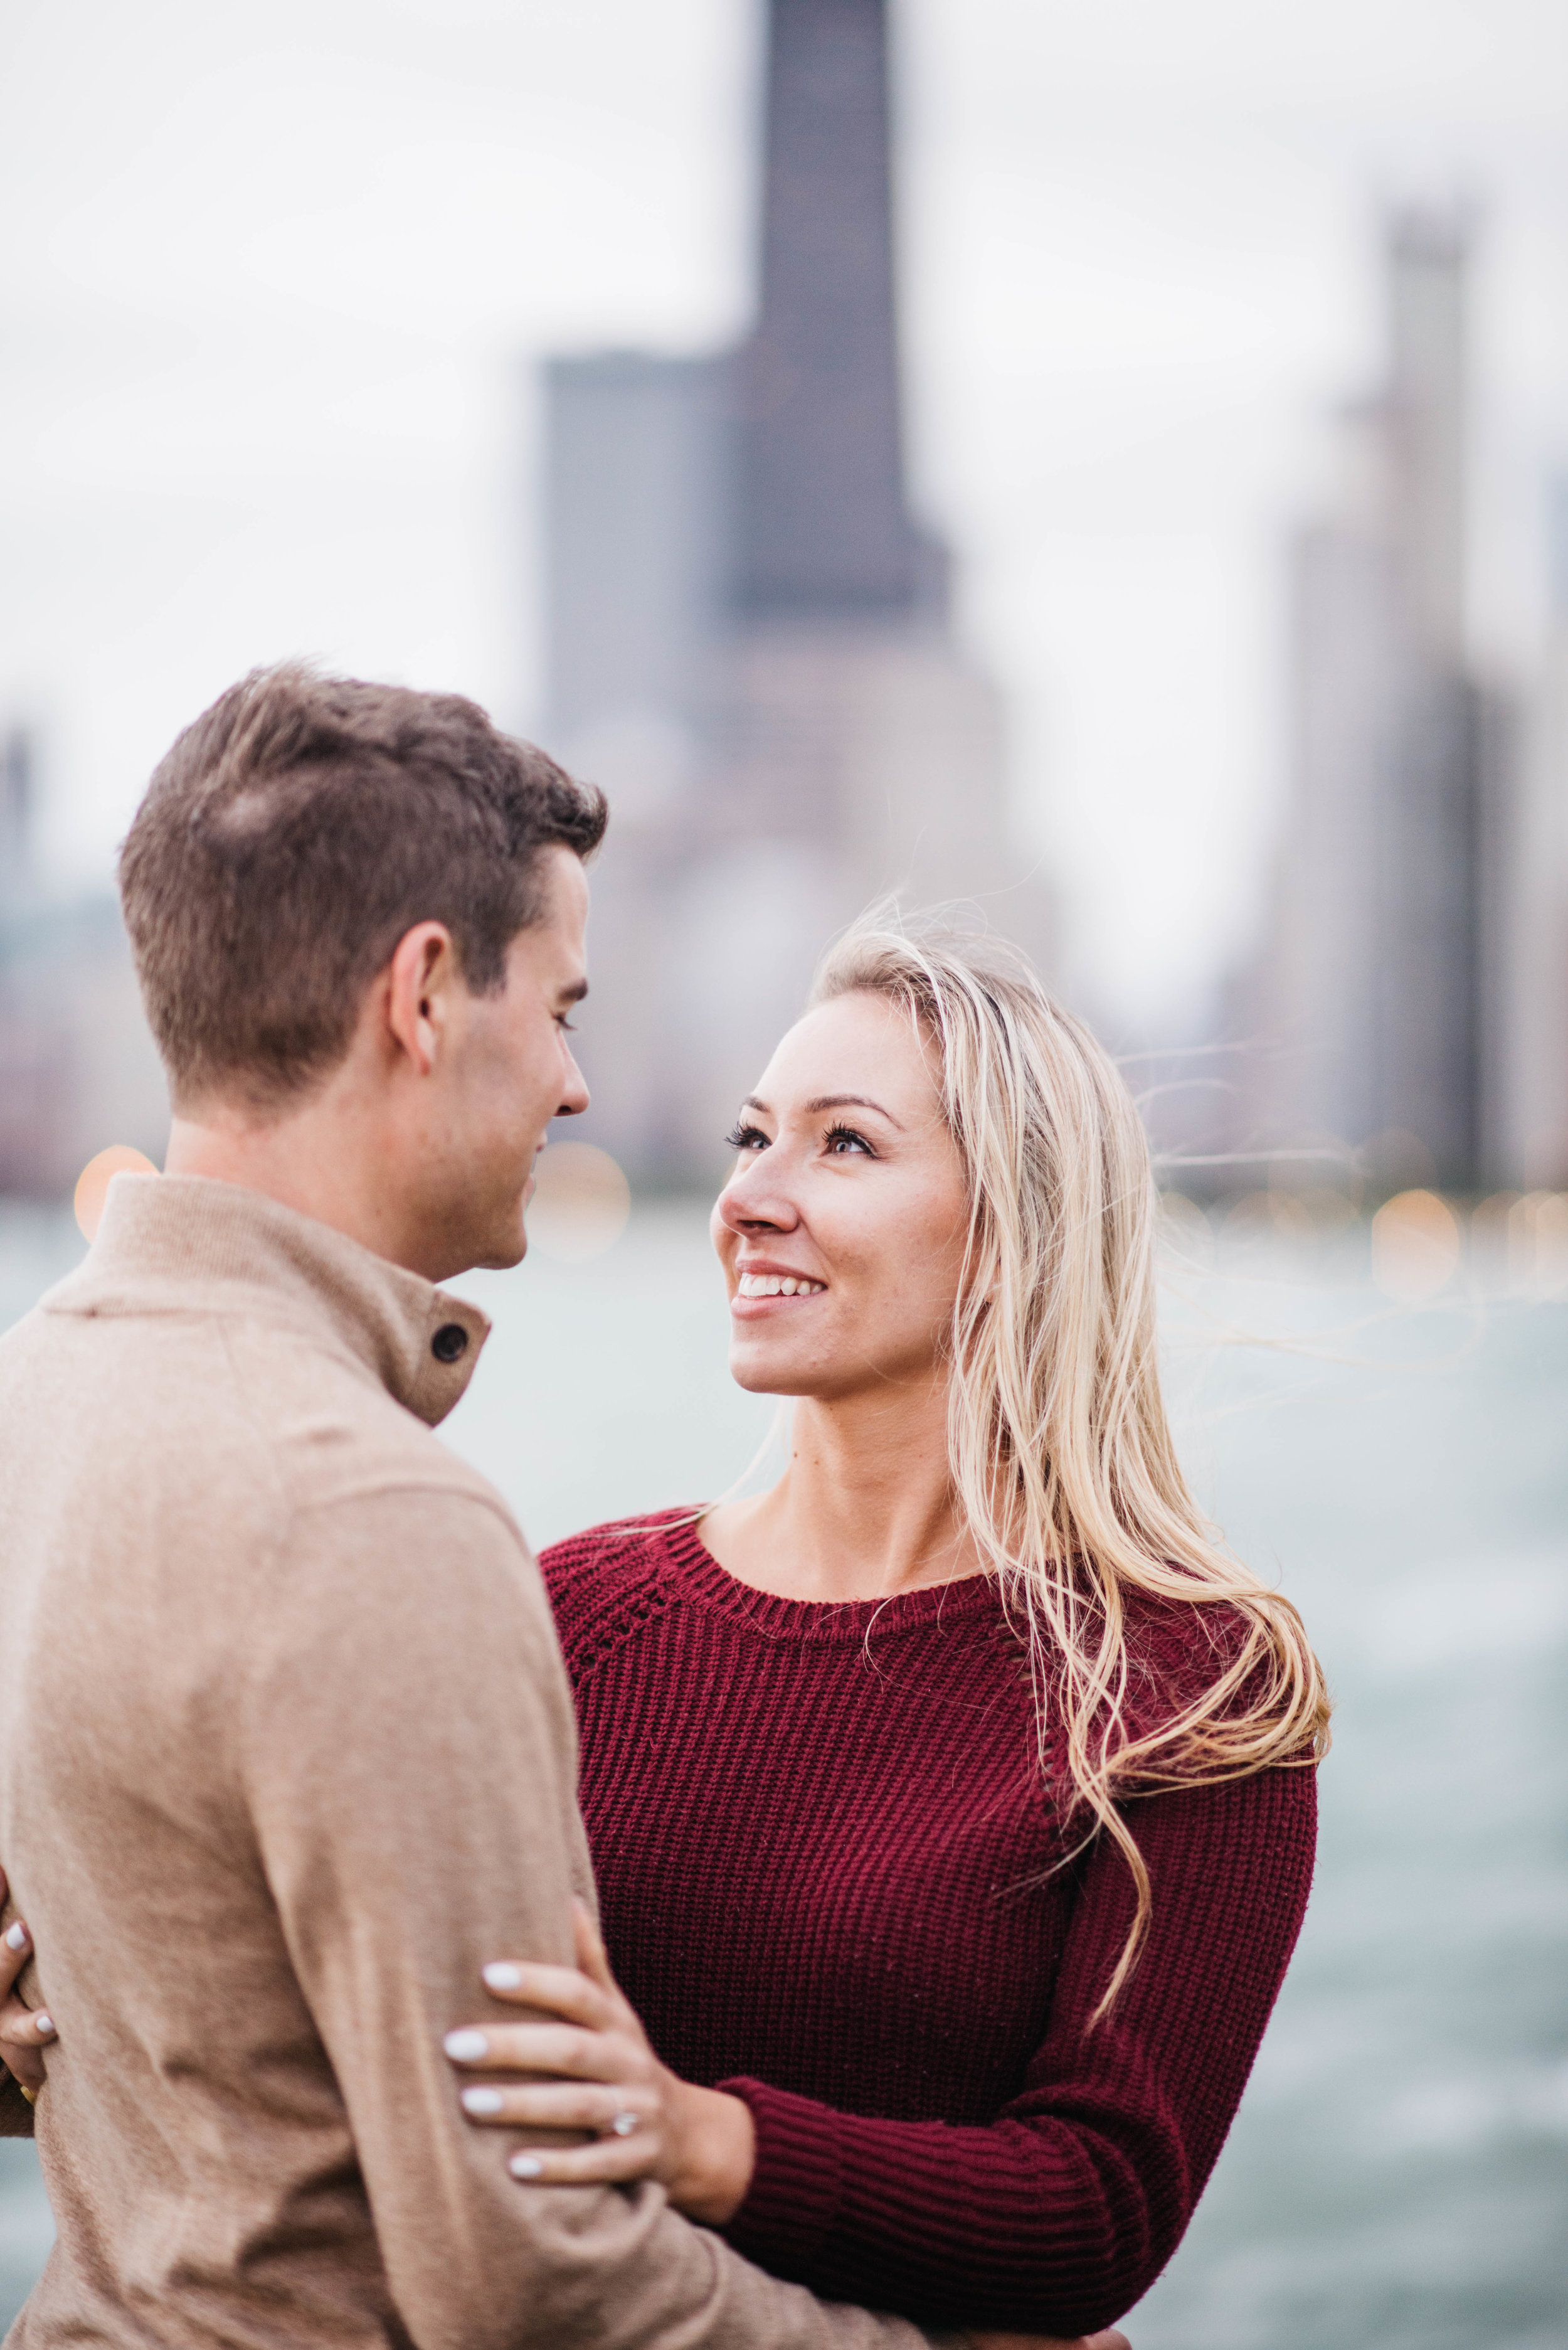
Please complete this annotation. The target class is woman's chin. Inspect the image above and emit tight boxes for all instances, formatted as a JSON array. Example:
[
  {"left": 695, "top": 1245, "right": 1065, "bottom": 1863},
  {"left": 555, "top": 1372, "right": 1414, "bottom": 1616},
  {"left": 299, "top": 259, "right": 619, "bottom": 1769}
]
[{"left": 727, "top": 1338, "right": 814, "bottom": 1398}]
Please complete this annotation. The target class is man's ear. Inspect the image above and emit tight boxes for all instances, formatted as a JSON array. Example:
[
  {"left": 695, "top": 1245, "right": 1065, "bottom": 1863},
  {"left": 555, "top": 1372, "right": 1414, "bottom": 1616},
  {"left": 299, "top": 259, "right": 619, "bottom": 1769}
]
[{"left": 384, "top": 922, "right": 460, "bottom": 1077}]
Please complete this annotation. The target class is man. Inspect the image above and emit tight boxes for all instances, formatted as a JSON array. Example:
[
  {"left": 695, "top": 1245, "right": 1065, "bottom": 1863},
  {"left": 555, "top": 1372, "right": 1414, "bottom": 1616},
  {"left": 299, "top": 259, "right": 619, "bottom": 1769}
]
[{"left": 0, "top": 668, "right": 1123, "bottom": 2350}]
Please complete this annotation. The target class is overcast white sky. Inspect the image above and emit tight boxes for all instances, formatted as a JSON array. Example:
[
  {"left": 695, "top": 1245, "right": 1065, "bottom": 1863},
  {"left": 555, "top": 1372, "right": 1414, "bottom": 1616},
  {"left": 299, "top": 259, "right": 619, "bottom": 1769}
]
[{"left": 3, "top": 0, "right": 1567, "bottom": 1026}]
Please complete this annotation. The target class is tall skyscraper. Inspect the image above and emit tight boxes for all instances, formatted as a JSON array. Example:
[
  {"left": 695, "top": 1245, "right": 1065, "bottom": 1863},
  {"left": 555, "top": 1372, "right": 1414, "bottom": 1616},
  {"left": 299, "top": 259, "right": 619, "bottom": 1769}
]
[
  {"left": 541, "top": 0, "right": 1040, "bottom": 1182},
  {"left": 0, "top": 730, "right": 31, "bottom": 906},
  {"left": 736, "top": 0, "right": 936, "bottom": 620},
  {"left": 1494, "top": 481, "right": 1568, "bottom": 1186},
  {"left": 1237, "top": 208, "right": 1505, "bottom": 1189}
]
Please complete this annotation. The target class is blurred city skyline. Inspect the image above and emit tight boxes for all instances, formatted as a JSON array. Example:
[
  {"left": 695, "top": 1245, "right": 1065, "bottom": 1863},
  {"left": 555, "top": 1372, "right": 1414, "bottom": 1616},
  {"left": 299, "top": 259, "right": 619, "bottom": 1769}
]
[{"left": 4, "top": 0, "right": 1568, "bottom": 1029}]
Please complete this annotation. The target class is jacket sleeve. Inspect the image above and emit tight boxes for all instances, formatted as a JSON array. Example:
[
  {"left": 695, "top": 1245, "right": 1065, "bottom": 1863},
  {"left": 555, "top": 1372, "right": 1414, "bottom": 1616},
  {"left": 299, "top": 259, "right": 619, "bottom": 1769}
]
[
  {"left": 718, "top": 1765, "right": 1317, "bottom": 2338},
  {"left": 242, "top": 1485, "right": 941, "bottom": 2350}
]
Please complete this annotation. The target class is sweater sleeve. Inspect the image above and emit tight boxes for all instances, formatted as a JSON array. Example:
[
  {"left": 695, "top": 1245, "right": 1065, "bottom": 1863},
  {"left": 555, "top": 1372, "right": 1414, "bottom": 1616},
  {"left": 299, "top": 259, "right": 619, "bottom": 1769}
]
[
  {"left": 719, "top": 1764, "right": 1316, "bottom": 2337},
  {"left": 244, "top": 1486, "right": 941, "bottom": 2350},
  {"left": 0, "top": 2069, "right": 33, "bottom": 2137}
]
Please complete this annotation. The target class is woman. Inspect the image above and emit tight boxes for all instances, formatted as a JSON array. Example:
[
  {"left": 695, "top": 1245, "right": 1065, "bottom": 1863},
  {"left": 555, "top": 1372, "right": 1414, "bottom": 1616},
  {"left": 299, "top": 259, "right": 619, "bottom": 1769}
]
[
  {"left": 439, "top": 918, "right": 1328, "bottom": 2339},
  {"left": 1, "top": 917, "right": 1325, "bottom": 2341}
]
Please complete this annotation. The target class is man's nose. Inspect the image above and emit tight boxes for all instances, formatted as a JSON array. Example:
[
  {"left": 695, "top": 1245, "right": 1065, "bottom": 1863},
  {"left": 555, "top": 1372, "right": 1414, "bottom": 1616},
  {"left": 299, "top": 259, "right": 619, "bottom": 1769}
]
[{"left": 557, "top": 1050, "right": 590, "bottom": 1119}]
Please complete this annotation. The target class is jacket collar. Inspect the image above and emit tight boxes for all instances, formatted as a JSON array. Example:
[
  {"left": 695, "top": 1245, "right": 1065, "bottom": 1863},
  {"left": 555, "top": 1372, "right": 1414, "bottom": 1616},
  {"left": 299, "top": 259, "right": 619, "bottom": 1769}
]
[{"left": 44, "top": 1174, "right": 490, "bottom": 1428}]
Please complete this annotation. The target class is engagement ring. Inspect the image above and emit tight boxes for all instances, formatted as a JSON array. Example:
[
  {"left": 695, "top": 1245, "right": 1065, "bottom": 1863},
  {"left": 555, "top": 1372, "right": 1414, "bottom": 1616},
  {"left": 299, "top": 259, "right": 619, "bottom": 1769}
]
[{"left": 607, "top": 2112, "right": 638, "bottom": 2138}]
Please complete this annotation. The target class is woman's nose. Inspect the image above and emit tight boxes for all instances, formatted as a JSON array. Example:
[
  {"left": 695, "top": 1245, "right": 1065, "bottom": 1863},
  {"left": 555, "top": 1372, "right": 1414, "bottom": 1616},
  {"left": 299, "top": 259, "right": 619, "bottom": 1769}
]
[{"left": 717, "top": 1159, "right": 800, "bottom": 1235}]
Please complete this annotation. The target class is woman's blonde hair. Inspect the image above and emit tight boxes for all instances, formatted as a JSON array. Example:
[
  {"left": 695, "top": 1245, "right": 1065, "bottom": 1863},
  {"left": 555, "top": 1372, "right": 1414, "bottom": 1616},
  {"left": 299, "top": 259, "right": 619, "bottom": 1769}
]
[{"left": 811, "top": 912, "right": 1330, "bottom": 2016}]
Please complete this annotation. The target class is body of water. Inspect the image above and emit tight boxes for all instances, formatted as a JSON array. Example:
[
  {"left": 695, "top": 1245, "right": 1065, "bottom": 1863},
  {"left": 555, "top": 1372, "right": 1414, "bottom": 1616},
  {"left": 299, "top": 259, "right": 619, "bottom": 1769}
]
[{"left": 1, "top": 1199, "right": 1565, "bottom": 2347}]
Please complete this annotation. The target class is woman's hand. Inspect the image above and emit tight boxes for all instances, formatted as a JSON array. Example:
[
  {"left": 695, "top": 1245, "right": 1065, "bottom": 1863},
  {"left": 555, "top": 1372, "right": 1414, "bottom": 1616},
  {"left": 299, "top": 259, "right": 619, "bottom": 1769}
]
[
  {"left": 0, "top": 1869, "right": 55, "bottom": 2099},
  {"left": 444, "top": 1900, "right": 756, "bottom": 2226}
]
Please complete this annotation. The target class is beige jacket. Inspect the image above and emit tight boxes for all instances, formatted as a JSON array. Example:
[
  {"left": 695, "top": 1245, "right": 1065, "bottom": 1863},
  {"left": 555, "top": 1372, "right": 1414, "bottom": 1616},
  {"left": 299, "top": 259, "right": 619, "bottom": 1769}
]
[{"left": 0, "top": 1176, "right": 929, "bottom": 2350}]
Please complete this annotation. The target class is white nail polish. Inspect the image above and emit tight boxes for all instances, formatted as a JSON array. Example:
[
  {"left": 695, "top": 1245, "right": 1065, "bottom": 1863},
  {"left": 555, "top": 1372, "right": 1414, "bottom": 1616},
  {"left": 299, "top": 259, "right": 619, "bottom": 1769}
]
[
  {"left": 510, "top": 2154, "right": 543, "bottom": 2178},
  {"left": 444, "top": 2029, "right": 489, "bottom": 2061},
  {"left": 462, "top": 2086, "right": 506, "bottom": 2115},
  {"left": 482, "top": 1962, "right": 525, "bottom": 1992},
  {"left": 3, "top": 1923, "right": 27, "bottom": 1952},
  {"left": 34, "top": 2016, "right": 52, "bottom": 2036}
]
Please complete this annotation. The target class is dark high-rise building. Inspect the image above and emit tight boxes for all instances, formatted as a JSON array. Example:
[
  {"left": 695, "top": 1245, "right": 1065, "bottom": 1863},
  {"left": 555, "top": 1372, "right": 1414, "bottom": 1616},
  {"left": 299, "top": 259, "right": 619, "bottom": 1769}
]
[
  {"left": 737, "top": 0, "right": 933, "bottom": 619},
  {"left": 540, "top": 0, "right": 1042, "bottom": 1181}
]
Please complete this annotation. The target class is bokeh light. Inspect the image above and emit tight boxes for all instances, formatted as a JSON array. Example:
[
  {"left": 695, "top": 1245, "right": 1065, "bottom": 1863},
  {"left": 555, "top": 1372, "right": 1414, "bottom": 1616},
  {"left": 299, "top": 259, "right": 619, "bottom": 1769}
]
[
  {"left": 1507, "top": 1189, "right": 1568, "bottom": 1299},
  {"left": 1370, "top": 1188, "right": 1460, "bottom": 1302},
  {"left": 526, "top": 1142, "right": 632, "bottom": 1264},
  {"left": 73, "top": 1146, "right": 159, "bottom": 1242}
]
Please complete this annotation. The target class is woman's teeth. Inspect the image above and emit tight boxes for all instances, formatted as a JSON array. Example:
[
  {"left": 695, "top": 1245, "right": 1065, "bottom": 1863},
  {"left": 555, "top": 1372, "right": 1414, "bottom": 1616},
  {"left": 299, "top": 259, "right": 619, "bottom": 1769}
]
[{"left": 737, "top": 1273, "right": 826, "bottom": 1298}]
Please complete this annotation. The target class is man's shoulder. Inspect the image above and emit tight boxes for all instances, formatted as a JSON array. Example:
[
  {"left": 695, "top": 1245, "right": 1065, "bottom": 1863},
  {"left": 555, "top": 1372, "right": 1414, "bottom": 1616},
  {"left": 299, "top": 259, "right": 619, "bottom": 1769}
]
[
  {"left": 0, "top": 1284, "right": 512, "bottom": 1545},
  {"left": 201, "top": 1311, "right": 505, "bottom": 1519}
]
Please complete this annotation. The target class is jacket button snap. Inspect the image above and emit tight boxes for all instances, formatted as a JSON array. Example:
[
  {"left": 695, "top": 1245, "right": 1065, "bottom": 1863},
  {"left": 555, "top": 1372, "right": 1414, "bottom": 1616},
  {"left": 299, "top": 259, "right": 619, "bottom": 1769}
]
[{"left": 431, "top": 1322, "right": 469, "bottom": 1365}]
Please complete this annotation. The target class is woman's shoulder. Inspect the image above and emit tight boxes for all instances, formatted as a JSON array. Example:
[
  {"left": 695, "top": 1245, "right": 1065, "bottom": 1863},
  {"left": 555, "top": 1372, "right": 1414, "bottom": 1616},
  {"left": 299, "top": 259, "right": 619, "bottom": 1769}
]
[
  {"left": 1116, "top": 1582, "right": 1262, "bottom": 1732},
  {"left": 537, "top": 1509, "right": 693, "bottom": 1681}
]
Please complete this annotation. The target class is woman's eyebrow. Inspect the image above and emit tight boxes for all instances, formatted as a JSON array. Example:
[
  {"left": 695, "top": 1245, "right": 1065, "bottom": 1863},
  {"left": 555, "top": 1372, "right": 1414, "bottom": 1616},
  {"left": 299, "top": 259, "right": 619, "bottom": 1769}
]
[
  {"left": 805, "top": 1093, "right": 904, "bottom": 1129},
  {"left": 739, "top": 1092, "right": 905, "bottom": 1130}
]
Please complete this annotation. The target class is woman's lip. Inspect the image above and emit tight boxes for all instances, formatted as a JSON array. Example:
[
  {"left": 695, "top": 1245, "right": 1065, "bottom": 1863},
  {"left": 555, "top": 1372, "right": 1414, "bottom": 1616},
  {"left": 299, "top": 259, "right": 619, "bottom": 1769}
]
[{"left": 730, "top": 1289, "right": 825, "bottom": 1318}]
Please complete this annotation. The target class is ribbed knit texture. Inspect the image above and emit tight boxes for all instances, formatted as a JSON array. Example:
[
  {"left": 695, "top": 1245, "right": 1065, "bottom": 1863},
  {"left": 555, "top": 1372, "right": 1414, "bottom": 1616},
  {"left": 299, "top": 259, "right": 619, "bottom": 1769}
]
[{"left": 541, "top": 1512, "right": 1316, "bottom": 2337}]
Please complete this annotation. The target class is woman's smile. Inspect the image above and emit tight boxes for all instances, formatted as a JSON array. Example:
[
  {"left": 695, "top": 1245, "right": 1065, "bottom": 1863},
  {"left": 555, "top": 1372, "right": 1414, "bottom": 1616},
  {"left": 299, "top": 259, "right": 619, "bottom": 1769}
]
[{"left": 732, "top": 1262, "right": 829, "bottom": 1310}]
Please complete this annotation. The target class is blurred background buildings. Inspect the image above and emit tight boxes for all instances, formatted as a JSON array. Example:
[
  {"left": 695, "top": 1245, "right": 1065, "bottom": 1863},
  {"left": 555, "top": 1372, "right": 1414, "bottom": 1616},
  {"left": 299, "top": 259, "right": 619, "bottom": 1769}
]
[
  {"left": 1217, "top": 205, "right": 1568, "bottom": 1194},
  {"left": 543, "top": 0, "right": 1040, "bottom": 1176},
  {"left": 0, "top": 730, "right": 165, "bottom": 1194},
  {"left": 1, "top": 9, "right": 1567, "bottom": 2340},
  {"left": 1223, "top": 208, "right": 1502, "bottom": 1188},
  {"left": 1, "top": 0, "right": 1567, "bottom": 1201}
]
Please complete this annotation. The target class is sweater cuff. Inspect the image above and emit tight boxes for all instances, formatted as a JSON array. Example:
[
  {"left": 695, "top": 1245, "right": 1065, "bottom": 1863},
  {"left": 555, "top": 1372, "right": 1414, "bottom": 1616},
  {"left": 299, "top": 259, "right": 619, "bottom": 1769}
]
[
  {"left": 0, "top": 2070, "right": 36, "bottom": 2139},
  {"left": 718, "top": 2077, "right": 845, "bottom": 2273}
]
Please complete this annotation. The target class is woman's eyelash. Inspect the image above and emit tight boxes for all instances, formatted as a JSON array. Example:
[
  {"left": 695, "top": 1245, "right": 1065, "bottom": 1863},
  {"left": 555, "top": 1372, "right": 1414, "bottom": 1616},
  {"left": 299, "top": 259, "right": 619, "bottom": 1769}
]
[
  {"left": 824, "top": 1122, "right": 874, "bottom": 1155},
  {"left": 724, "top": 1120, "right": 874, "bottom": 1154}
]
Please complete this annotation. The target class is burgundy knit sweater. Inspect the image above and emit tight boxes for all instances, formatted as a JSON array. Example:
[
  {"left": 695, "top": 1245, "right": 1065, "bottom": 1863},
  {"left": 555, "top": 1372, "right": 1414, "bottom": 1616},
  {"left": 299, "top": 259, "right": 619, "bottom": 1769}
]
[{"left": 540, "top": 1513, "right": 1315, "bottom": 2337}]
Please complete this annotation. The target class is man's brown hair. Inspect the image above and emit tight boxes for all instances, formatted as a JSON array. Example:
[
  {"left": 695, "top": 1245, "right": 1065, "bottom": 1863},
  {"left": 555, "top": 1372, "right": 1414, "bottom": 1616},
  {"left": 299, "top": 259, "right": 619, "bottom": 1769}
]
[{"left": 120, "top": 665, "right": 607, "bottom": 1110}]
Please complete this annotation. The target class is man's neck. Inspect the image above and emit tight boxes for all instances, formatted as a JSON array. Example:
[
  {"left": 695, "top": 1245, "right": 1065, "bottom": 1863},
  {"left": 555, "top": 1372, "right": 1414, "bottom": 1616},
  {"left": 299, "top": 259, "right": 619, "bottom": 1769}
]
[{"left": 164, "top": 1095, "right": 421, "bottom": 1276}]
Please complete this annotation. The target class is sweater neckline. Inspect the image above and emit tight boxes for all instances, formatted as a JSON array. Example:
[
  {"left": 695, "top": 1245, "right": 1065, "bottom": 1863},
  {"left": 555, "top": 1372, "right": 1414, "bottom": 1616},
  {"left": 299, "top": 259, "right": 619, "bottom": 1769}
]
[{"left": 651, "top": 1512, "right": 1007, "bottom": 1645}]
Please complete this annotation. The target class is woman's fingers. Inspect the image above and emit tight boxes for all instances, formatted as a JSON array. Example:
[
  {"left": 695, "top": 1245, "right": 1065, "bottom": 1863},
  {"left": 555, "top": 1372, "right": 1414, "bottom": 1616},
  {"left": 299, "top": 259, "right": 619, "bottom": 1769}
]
[
  {"left": 0, "top": 1921, "right": 54, "bottom": 2043},
  {"left": 457, "top": 2078, "right": 654, "bottom": 2138},
  {"left": 477, "top": 1958, "right": 614, "bottom": 2030},
  {"left": 0, "top": 1915, "right": 31, "bottom": 2002},
  {"left": 445, "top": 2019, "right": 633, "bottom": 2082},
  {"left": 0, "top": 2002, "right": 56, "bottom": 2049},
  {"left": 504, "top": 2135, "right": 662, "bottom": 2188},
  {"left": 0, "top": 1910, "right": 53, "bottom": 2095}
]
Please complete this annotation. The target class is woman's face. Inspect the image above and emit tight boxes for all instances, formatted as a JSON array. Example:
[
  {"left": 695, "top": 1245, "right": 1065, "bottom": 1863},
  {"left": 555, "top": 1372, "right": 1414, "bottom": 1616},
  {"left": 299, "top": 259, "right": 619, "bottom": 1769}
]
[{"left": 711, "top": 989, "right": 972, "bottom": 1403}]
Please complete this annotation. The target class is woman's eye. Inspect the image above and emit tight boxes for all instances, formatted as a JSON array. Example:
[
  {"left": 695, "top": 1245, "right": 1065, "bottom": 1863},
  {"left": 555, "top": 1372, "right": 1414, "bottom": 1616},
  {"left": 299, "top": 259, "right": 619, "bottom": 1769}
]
[
  {"left": 824, "top": 1125, "right": 873, "bottom": 1156},
  {"left": 724, "top": 1123, "right": 769, "bottom": 1152}
]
